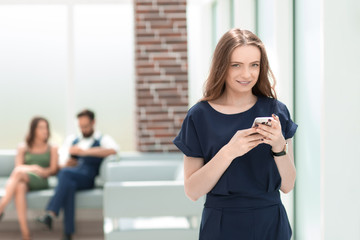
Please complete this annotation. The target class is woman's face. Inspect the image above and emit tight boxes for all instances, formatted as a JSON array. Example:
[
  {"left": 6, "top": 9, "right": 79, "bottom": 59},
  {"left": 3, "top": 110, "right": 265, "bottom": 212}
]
[
  {"left": 35, "top": 120, "right": 49, "bottom": 142},
  {"left": 225, "top": 45, "right": 261, "bottom": 96}
]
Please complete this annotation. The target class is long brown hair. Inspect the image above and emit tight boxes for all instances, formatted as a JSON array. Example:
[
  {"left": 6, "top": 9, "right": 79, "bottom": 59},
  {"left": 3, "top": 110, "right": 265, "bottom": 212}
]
[
  {"left": 26, "top": 117, "right": 50, "bottom": 148},
  {"left": 202, "top": 28, "right": 277, "bottom": 101}
]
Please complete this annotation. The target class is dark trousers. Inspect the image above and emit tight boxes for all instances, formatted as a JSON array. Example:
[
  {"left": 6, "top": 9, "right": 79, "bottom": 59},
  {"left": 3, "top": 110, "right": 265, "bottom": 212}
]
[{"left": 46, "top": 167, "right": 94, "bottom": 234}]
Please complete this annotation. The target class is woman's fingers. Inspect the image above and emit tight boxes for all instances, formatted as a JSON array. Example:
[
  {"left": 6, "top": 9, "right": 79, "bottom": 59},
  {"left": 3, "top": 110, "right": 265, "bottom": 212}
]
[
  {"left": 241, "top": 128, "right": 266, "bottom": 144},
  {"left": 255, "top": 125, "right": 273, "bottom": 139},
  {"left": 261, "top": 138, "right": 272, "bottom": 145},
  {"left": 240, "top": 127, "right": 258, "bottom": 137},
  {"left": 272, "top": 113, "right": 279, "bottom": 121},
  {"left": 271, "top": 114, "right": 282, "bottom": 129},
  {"left": 247, "top": 133, "right": 264, "bottom": 142}
]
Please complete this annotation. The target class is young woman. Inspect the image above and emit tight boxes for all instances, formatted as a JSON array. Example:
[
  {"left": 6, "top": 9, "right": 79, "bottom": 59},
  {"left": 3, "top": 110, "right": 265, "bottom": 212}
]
[
  {"left": 173, "top": 29, "right": 298, "bottom": 239},
  {"left": 0, "top": 117, "right": 58, "bottom": 240}
]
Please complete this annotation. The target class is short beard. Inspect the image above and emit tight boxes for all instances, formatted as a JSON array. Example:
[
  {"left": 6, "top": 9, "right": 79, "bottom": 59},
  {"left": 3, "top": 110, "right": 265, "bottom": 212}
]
[{"left": 82, "top": 130, "right": 94, "bottom": 138}]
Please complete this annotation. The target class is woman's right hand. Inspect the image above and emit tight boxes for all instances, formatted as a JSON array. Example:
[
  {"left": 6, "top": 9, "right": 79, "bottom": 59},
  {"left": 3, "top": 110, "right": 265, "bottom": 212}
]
[
  {"left": 183, "top": 127, "right": 264, "bottom": 201},
  {"left": 224, "top": 128, "right": 264, "bottom": 159},
  {"left": 29, "top": 165, "right": 47, "bottom": 178},
  {"left": 14, "top": 165, "right": 46, "bottom": 178}
]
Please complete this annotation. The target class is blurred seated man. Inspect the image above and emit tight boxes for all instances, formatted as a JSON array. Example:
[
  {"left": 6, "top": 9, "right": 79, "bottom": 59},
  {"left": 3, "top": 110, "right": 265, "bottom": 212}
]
[{"left": 37, "top": 109, "right": 119, "bottom": 240}]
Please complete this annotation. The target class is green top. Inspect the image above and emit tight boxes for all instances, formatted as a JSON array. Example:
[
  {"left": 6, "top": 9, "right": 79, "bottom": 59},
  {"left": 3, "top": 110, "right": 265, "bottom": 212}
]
[
  {"left": 24, "top": 148, "right": 51, "bottom": 167},
  {"left": 24, "top": 147, "right": 51, "bottom": 191}
]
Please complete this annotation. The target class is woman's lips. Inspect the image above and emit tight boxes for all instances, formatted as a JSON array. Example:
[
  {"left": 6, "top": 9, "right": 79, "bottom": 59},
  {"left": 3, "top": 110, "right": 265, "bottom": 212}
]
[{"left": 236, "top": 80, "right": 251, "bottom": 85}]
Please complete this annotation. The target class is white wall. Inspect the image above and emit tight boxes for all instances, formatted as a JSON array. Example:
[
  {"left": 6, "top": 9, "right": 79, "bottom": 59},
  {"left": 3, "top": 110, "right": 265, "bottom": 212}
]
[
  {"left": 295, "top": 0, "right": 360, "bottom": 239},
  {"left": 232, "top": 0, "right": 256, "bottom": 32},
  {"left": 322, "top": 0, "right": 360, "bottom": 239},
  {"left": 187, "top": 0, "right": 257, "bottom": 106},
  {"left": 187, "top": 0, "right": 213, "bottom": 106}
]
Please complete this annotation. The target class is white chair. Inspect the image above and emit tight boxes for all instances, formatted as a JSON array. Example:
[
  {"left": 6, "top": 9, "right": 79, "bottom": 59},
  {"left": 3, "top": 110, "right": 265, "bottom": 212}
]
[{"left": 103, "top": 153, "right": 203, "bottom": 240}]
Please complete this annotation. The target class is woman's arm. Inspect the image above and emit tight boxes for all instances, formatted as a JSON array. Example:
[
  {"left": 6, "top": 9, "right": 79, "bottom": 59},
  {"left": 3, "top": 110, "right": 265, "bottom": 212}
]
[
  {"left": 15, "top": 145, "right": 26, "bottom": 167},
  {"left": 255, "top": 114, "right": 296, "bottom": 194},
  {"left": 184, "top": 149, "right": 232, "bottom": 201},
  {"left": 273, "top": 139, "right": 296, "bottom": 193},
  {"left": 184, "top": 128, "right": 264, "bottom": 201},
  {"left": 47, "top": 146, "right": 59, "bottom": 176}
]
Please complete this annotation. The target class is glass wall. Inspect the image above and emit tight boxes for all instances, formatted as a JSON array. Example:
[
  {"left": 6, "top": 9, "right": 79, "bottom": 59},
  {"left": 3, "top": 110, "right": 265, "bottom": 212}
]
[
  {"left": 73, "top": 4, "right": 135, "bottom": 152},
  {"left": 0, "top": 0, "right": 135, "bottom": 151},
  {"left": 294, "top": 0, "right": 322, "bottom": 238},
  {"left": 257, "top": 1, "right": 295, "bottom": 235},
  {"left": 0, "top": 5, "right": 68, "bottom": 148}
]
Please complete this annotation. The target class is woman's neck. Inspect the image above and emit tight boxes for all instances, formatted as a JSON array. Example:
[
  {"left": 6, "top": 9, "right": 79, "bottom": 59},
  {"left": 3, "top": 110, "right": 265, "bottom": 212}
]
[
  {"left": 208, "top": 90, "right": 258, "bottom": 115},
  {"left": 31, "top": 139, "right": 47, "bottom": 149},
  {"left": 218, "top": 91, "right": 257, "bottom": 107}
]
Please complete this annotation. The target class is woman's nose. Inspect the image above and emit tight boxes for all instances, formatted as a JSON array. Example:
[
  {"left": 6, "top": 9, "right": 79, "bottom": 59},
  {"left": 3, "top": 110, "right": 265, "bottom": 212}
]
[{"left": 241, "top": 67, "right": 251, "bottom": 78}]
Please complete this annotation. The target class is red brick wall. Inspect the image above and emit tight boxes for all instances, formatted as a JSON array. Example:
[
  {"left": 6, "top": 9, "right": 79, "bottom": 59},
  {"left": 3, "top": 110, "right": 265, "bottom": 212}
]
[{"left": 134, "top": 0, "right": 188, "bottom": 152}]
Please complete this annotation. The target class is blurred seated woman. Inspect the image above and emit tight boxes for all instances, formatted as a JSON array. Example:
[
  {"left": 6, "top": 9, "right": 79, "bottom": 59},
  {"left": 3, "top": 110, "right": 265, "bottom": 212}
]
[{"left": 0, "top": 117, "right": 58, "bottom": 240}]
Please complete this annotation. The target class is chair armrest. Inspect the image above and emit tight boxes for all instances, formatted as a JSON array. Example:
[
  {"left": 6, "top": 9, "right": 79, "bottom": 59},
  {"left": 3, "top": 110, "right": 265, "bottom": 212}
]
[
  {"left": 97, "top": 154, "right": 120, "bottom": 186},
  {"left": 103, "top": 181, "right": 203, "bottom": 218},
  {"left": 0, "top": 150, "right": 16, "bottom": 177},
  {"left": 105, "top": 161, "right": 181, "bottom": 182}
]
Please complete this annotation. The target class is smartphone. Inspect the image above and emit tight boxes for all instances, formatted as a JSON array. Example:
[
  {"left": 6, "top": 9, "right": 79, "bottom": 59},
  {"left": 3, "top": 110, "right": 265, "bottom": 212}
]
[{"left": 252, "top": 117, "right": 274, "bottom": 128}]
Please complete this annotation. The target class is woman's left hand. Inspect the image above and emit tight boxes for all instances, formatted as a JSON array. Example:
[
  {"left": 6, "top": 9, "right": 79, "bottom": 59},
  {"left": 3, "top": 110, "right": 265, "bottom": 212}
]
[
  {"left": 255, "top": 114, "right": 286, "bottom": 152},
  {"left": 30, "top": 165, "right": 48, "bottom": 178}
]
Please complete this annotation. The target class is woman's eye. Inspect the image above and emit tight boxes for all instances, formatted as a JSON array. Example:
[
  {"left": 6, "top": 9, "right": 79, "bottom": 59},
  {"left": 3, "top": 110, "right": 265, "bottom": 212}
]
[
  {"left": 252, "top": 63, "right": 259, "bottom": 67},
  {"left": 231, "top": 64, "right": 240, "bottom": 68}
]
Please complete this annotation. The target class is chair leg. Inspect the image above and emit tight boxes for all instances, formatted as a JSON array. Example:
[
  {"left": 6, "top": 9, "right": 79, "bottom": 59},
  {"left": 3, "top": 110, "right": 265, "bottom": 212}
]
[{"left": 187, "top": 216, "right": 199, "bottom": 229}]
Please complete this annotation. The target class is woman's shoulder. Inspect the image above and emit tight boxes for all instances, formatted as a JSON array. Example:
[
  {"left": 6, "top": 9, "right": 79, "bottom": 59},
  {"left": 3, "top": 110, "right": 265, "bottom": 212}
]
[
  {"left": 17, "top": 142, "right": 27, "bottom": 153},
  {"left": 272, "top": 98, "right": 291, "bottom": 113},
  {"left": 187, "top": 101, "right": 209, "bottom": 116},
  {"left": 260, "top": 96, "right": 289, "bottom": 110},
  {"left": 261, "top": 97, "right": 294, "bottom": 123},
  {"left": 49, "top": 144, "right": 58, "bottom": 153}
]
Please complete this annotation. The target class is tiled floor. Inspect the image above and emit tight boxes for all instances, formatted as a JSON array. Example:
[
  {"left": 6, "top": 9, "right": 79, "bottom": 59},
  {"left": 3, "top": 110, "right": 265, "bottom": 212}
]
[{"left": 0, "top": 219, "right": 104, "bottom": 240}]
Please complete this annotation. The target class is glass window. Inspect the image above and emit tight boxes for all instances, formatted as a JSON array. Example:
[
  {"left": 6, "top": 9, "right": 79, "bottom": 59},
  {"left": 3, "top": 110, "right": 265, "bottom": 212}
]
[
  {"left": 73, "top": 4, "right": 135, "bottom": 151},
  {"left": 0, "top": 5, "right": 68, "bottom": 148},
  {"left": 0, "top": 2, "right": 135, "bottom": 151}
]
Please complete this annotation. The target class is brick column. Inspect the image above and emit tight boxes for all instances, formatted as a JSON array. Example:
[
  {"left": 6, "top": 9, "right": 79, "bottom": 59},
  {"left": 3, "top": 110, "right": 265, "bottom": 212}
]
[{"left": 135, "top": 0, "right": 188, "bottom": 152}]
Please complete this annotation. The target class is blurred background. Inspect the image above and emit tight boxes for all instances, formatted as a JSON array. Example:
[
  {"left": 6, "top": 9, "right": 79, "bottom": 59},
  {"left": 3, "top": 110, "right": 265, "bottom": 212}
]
[{"left": 0, "top": 0, "right": 359, "bottom": 239}]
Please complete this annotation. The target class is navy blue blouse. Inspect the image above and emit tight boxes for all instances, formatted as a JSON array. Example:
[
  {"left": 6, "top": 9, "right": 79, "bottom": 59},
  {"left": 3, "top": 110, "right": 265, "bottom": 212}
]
[{"left": 173, "top": 96, "right": 298, "bottom": 207}]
